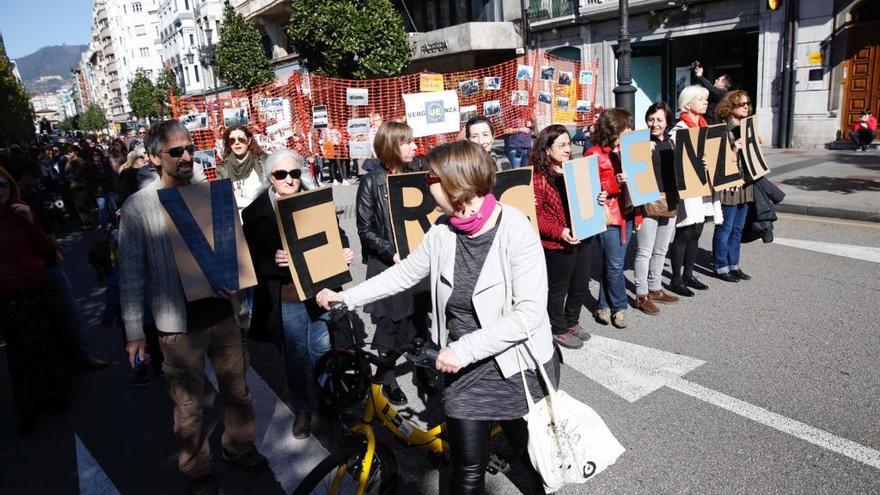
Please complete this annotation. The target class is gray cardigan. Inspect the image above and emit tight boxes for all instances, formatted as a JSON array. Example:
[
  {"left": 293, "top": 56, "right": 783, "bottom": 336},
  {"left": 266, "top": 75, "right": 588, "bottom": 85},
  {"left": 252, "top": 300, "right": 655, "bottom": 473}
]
[
  {"left": 343, "top": 204, "right": 555, "bottom": 378},
  {"left": 119, "top": 180, "right": 229, "bottom": 341}
]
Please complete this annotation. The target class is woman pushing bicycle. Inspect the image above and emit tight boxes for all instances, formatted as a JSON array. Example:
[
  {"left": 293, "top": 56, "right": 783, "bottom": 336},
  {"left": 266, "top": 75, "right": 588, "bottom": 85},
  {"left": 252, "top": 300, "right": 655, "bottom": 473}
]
[{"left": 318, "top": 140, "right": 559, "bottom": 494}]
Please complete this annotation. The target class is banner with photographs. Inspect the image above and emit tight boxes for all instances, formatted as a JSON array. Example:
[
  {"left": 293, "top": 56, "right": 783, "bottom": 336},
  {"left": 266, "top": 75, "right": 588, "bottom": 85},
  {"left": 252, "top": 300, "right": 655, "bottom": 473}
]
[{"left": 402, "top": 90, "right": 461, "bottom": 138}]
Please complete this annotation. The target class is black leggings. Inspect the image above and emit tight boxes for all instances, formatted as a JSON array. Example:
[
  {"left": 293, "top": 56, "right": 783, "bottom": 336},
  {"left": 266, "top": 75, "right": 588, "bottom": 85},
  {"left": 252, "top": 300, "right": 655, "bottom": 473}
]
[
  {"left": 446, "top": 418, "right": 530, "bottom": 495},
  {"left": 669, "top": 222, "right": 704, "bottom": 284}
]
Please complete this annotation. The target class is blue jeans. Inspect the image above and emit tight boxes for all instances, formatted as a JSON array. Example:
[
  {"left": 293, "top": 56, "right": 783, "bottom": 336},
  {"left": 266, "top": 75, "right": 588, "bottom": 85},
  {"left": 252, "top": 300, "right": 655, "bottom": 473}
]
[
  {"left": 281, "top": 301, "right": 331, "bottom": 413},
  {"left": 597, "top": 220, "right": 634, "bottom": 312},
  {"left": 96, "top": 192, "right": 118, "bottom": 230},
  {"left": 506, "top": 147, "right": 530, "bottom": 168},
  {"left": 713, "top": 203, "right": 749, "bottom": 273}
]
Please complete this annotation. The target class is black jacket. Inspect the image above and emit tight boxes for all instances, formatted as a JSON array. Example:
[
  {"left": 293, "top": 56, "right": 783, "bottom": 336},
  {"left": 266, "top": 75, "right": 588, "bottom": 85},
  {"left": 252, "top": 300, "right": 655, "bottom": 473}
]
[
  {"left": 742, "top": 177, "right": 785, "bottom": 244},
  {"left": 242, "top": 189, "right": 349, "bottom": 345},
  {"left": 357, "top": 165, "right": 403, "bottom": 265},
  {"left": 697, "top": 75, "right": 727, "bottom": 125}
]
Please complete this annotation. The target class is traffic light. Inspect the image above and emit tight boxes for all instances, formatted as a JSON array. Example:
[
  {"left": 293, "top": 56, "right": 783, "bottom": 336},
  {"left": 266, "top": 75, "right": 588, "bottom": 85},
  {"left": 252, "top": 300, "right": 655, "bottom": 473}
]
[{"left": 767, "top": 0, "right": 781, "bottom": 10}]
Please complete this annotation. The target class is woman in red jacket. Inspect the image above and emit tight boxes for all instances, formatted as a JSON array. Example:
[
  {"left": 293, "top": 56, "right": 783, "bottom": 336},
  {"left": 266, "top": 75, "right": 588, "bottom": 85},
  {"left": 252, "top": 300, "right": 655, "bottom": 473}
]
[
  {"left": 532, "top": 125, "right": 606, "bottom": 349},
  {"left": 588, "top": 109, "right": 642, "bottom": 329},
  {"left": 0, "top": 168, "right": 71, "bottom": 437}
]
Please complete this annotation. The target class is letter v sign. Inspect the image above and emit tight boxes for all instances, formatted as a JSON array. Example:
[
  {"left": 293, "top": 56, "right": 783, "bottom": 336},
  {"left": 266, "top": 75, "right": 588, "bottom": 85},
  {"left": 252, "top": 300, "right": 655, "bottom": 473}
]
[{"left": 158, "top": 179, "right": 239, "bottom": 292}]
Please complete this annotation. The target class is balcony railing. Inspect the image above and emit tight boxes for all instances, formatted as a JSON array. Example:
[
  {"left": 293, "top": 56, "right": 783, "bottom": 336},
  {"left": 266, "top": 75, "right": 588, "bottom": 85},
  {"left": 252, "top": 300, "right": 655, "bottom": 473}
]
[{"left": 527, "top": 0, "right": 579, "bottom": 23}]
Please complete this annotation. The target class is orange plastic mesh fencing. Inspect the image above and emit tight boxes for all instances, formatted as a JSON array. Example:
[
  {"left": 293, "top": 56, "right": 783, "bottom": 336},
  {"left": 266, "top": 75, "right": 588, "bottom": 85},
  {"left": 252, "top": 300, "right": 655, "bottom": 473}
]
[{"left": 171, "top": 49, "right": 601, "bottom": 163}]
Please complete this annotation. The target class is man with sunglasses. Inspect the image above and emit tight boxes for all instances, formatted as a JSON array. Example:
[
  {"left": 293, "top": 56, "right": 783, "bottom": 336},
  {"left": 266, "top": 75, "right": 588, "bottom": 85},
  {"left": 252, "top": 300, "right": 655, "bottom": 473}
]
[{"left": 119, "top": 120, "right": 267, "bottom": 495}]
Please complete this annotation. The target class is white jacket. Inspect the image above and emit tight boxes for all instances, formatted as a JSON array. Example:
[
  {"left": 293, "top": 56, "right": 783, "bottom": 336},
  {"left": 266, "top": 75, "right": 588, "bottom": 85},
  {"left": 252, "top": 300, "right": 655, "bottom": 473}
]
[{"left": 670, "top": 120, "right": 724, "bottom": 227}]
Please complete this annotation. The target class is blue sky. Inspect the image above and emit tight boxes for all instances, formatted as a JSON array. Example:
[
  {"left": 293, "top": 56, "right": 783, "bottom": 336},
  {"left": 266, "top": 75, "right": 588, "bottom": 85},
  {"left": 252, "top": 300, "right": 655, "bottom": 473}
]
[{"left": 0, "top": 0, "right": 93, "bottom": 59}]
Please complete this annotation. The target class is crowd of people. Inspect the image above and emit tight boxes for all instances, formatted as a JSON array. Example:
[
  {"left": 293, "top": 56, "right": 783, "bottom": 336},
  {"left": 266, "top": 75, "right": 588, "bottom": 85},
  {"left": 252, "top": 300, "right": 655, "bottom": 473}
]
[{"left": 0, "top": 68, "right": 844, "bottom": 495}]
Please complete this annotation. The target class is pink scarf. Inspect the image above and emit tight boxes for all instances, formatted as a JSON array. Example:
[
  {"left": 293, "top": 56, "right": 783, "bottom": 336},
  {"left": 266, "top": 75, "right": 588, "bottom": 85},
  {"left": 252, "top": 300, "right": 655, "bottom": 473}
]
[{"left": 449, "top": 194, "right": 497, "bottom": 235}]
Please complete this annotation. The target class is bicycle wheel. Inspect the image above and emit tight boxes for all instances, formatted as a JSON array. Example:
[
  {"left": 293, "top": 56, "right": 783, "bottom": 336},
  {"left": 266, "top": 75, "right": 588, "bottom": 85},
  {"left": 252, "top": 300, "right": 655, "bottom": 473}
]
[{"left": 293, "top": 436, "right": 398, "bottom": 495}]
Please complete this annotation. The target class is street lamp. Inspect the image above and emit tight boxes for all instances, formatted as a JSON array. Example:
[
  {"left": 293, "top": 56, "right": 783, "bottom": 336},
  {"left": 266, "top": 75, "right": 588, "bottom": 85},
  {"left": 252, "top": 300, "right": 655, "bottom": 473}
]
[
  {"left": 199, "top": 21, "right": 221, "bottom": 122},
  {"left": 613, "top": 0, "right": 637, "bottom": 116}
]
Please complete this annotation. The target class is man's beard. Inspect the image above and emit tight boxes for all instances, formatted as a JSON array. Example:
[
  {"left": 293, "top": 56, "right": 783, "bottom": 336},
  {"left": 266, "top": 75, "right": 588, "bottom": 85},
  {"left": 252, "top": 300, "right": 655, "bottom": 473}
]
[{"left": 169, "top": 160, "right": 194, "bottom": 181}]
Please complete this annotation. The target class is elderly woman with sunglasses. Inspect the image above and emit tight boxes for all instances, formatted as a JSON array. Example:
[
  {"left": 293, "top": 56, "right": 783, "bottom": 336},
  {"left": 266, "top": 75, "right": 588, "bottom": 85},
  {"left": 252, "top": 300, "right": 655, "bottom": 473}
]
[
  {"left": 242, "top": 149, "right": 354, "bottom": 440},
  {"left": 318, "top": 141, "right": 557, "bottom": 495},
  {"left": 217, "top": 125, "right": 268, "bottom": 215}
]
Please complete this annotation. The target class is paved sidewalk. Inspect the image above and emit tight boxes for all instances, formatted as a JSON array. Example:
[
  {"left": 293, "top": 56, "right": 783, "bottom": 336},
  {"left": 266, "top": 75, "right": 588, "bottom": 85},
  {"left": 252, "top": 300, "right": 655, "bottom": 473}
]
[{"left": 762, "top": 148, "right": 880, "bottom": 222}]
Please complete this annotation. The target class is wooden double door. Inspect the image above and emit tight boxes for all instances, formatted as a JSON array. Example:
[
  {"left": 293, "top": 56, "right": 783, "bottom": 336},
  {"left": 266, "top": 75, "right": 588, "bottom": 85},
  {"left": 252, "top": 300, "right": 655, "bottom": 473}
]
[{"left": 841, "top": 14, "right": 880, "bottom": 137}]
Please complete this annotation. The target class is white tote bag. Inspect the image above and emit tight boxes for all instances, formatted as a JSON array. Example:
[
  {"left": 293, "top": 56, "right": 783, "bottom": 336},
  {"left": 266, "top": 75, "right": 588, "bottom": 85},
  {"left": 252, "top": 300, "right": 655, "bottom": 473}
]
[{"left": 517, "top": 347, "right": 626, "bottom": 493}]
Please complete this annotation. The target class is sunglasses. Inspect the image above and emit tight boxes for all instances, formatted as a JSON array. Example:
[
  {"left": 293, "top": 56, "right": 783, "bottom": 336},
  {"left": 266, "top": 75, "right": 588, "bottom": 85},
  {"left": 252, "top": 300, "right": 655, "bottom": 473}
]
[
  {"left": 163, "top": 144, "right": 195, "bottom": 158},
  {"left": 425, "top": 172, "right": 441, "bottom": 186},
  {"left": 271, "top": 169, "right": 302, "bottom": 181},
  {"left": 736, "top": 101, "right": 751, "bottom": 108},
  {"left": 230, "top": 136, "right": 249, "bottom": 144}
]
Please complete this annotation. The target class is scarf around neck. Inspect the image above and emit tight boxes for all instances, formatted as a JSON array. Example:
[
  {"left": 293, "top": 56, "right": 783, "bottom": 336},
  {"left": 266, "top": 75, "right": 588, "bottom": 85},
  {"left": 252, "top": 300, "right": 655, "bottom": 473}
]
[
  {"left": 450, "top": 194, "right": 497, "bottom": 235},
  {"left": 225, "top": 152, "right": 259, "bottom": 182},
  {"left": 679, "top": 112, "right": 708, "bottom": 128}
]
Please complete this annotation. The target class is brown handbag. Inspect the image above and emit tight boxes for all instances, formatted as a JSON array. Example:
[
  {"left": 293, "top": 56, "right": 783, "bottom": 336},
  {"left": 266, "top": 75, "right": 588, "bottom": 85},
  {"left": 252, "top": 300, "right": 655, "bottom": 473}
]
[{"left": 643, "top": 193, "right": 678, "bottom": 218}]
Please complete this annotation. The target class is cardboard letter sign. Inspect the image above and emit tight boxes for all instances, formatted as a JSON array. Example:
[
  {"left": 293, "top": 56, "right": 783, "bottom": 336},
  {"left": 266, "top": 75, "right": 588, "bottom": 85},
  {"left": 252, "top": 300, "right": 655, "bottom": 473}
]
[
  {"left": 493, "top": 168, "right": 539, "bottom": 233},
  {"left": 740, "top": 116, "right": 770, "bottom": 182},
  {"left": 673, "top": 127, "right": 712, "bottom": 199},
  {"left": 274, "top": 187, "right": 352, "bottom": 301},
  {"left": 158, "top": 179, "right": 257, "bottom": 302},
  {"left": 388, "top": 172, "right": 442, "bottom": 258},
  {"left": 704, "top": 125, "right": 745, "bottom": 191},
  {"left": 563, "top": 156, "right": 606, "bottom": 240},
  {"left": 619, "top": 129, "right": 661, "bottom": 206}
]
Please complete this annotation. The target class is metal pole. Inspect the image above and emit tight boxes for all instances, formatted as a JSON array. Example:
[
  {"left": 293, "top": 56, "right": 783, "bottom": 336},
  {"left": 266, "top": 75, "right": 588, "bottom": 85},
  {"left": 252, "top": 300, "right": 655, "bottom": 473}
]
[
  {"left": 520, "top": 0, "right": 530, "bottom": 55},
  {"left": 613, "top": 0, "right": 636, "bottom": 115}
]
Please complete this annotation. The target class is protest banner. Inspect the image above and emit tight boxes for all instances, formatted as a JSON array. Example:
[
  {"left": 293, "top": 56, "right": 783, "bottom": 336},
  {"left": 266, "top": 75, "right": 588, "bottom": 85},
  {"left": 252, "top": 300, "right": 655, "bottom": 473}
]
[
  {"left": 388, "top": 172, "right": 442, "bottom": 258},
  {"left": 420, "top": 73, "right": 444, "bottom": 92},
  {"left": 618, "top": 129, "right": 660, "bottom": 206},
  {"left": 494, "top": 168, "right": 539, "bottom": 233},
  {"left": 312, "top": 105, "right": 328, "bottom": 128},
  {"left": 704, "top": 125, "right": 745, "bottom": 190},
  {"left": 157, "top": 179, "right": 257, "bottom": 302},
  {"left": 274, "top": 187, "right": 352, "bottom": 301},
  {"left": 740, "top": 115, "right": 770, "bottom": 181},
  {"left": 673, "top": 126, "right": 712, "bottom": 199},
  {"left": 402, "top": 90, "right": 461, "bottom": 138},
  {"left": 563, "top": 156, "right": 606, "bottom": 240},
  {"left": 346, "top": 88, "right": 369, "bottom": 106}
]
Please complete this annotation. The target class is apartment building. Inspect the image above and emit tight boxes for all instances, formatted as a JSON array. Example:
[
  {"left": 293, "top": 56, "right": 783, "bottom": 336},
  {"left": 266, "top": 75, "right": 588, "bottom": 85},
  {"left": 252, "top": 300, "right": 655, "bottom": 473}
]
[{"left": 157, "top": 0, "right": 225, "bottom": 96}]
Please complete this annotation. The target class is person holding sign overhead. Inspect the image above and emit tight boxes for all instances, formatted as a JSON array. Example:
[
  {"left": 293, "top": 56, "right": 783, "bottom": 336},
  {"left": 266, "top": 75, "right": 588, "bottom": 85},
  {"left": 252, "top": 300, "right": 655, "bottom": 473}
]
[
  {"left": 242, "top": 149, "right": 354, "bottom": 439},
  {"left": 533, "top": 125, "right": 607, "bottom": 348},
  {"left": 712, "top": 91, "right": 756, "bottom": 283},
  {"left": 668, "top": 86, "right": 723, "bottom": 298},
  {"left": 588, "top": 109, "right": 643, "bottom": 329},
  {"left": 318, "top": 141, "right": 557, "bottom": 495},
  {"left": 633, "top": 102, "right": 681, "bottom": 316},
  {"left": 355, "top": 121, "right": 433, "bottom": 405}
]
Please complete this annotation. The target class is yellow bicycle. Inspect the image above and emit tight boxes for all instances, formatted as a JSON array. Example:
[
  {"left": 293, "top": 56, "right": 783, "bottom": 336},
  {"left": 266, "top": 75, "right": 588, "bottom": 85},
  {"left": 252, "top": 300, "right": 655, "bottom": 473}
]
[{"left": 293, "top": 304, "right": 505, "bottom": 495}]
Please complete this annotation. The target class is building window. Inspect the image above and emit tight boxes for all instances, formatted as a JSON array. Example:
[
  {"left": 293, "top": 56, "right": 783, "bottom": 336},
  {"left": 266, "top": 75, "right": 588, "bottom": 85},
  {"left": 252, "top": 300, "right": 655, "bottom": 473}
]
[
  {"left": 135, "top": 24, "right": 146, "bottom": 36},
  {"left": 140, "top": 47, "right": 149, "bottom": 57},
  {"left": 184, "top": 0, "right": 189, "bottom": 10},
  {"left": 189, "top": 33, "right": 194, "bottom": 45},
  {"left": 132, "top": 2, "right": 142, "bottom": 12},
  {"left": 194, "top": 66, "right": 200, "bottom": 83}
]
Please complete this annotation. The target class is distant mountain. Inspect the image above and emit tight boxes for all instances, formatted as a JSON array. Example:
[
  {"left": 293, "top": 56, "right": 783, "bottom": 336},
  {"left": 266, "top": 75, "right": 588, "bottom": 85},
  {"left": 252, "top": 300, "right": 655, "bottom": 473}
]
[{"left": 15, "top": 44, "right": 88, "bottom": 93}]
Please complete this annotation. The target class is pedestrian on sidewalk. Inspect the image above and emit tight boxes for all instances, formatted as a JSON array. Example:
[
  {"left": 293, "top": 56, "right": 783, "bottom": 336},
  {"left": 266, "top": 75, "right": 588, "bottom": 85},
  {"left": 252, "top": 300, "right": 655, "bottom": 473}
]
[
  {"left": 849, "top": 108, "right": 876, "bottom": 151},
  {"left": 589, "top": 109, "right": 643, "bottom": 329},
  {"left": 532, "top": 125, "right": 606, "bottom": 348},
  {"left": 504, "top": 118, "right": 533, "bottom": 168},
  {"left": 713, "top": 91, "right": 756, "bottom": 283},
  {"left": 633, "top": 102, "right": 680, "bottom": 316},
  {"left": 120, "top": 120, "right": 267, "bottom": 495},
  {"left": 668, "top": 86, "right": 723, "bottom": 298}
]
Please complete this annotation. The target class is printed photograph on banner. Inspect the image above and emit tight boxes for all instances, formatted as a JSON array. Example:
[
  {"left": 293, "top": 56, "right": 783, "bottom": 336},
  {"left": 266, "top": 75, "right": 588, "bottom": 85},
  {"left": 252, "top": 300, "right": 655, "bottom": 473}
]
[
  {"left": 420, "top": 73, "right": 444, "bottom": 92},
  {"left": 349, "top": 141, "right": 372, "bottom": 159},
  {"left": 223, "top": 107, "right": 249, "bottom": 127},
  {"left": 675, "top": 67, "right": 692, "bottom": 96},
  {"left": 579, "top": 70, "right": 594, "bottom": 85},
  {"left": 346, "top": 117, "right": 370, "bottom": 136},
  {"left": 538, "top": 91, "right": 552, "bottom": 104},
  {"left": 346, "top": 88, "right": 369, "bottom": 106},
  {"left": 460, "top": 105, "right": 477, "bottom": 123},
  {"left": 257, "top": 97, "right": 291, "bottom": 127},
  {"left": 214, "top": 139, "right": 224, "bottom": 160},
  {"left": 181, "top": 111, "right": 209, "bottom": 132},
  {"left": 265, "top": 122, "right": 293, "bottom": 148},
  {"left": 576, "top": 100, "right": 591, "bottom": 112},
  {"left": 193, "top": 149, "right": 215, "bottom": 171},
  {"left": 484, "top": 76, "right": 501, "bottom": 90},
  {"left": 483, "top": 100, "right": 501, "bottom": 117},
  {"left": 558, "top": 71, "right": 573, "bottom": 86},
  {"left": 516, "top": 64, "right": 533, "bottom": 81},
  {"left": 511, "top": 90, "right": 529, "bottom": 106},
  {"left": 402, "top": 90, "right": 461, "bottom": 138},
  {"left": 312, "top": 105, "right": 328, "bottom": 129},
  {"left": 254, "top": 134, "right": 279, "bottom": 154},
  {"left": 556, "top": 97, "right": 570, "bottom": 111},
  {"left": 540, "top": 66, "right": 555, "bottom": 81},
  {"left": 459, "top": 79, "right": 479, "bottom": 97}
]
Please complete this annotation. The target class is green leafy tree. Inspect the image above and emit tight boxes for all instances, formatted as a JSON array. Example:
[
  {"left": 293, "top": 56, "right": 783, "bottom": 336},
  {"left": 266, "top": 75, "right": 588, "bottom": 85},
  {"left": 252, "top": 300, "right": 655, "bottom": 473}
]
[
  {"left": 59, "top": 115, "right": 79, "bottom": 131},
  {"left": 155, "top": 67, "right": 180, "bottom": 117},
  {"left": 0, "top": 56, "right": 36, "bottom": 145},
  {"left": 80, "top": 104, "right": 108, "bottom": 132},
  {"left": 127, "top": 69, "right": 160, "bottom": 120},
  {"left": 215, "top": 5, "right": 274, "bottom": 89},
  {"left": 288, "top": 0, "right": 411, "bottom": 79}
]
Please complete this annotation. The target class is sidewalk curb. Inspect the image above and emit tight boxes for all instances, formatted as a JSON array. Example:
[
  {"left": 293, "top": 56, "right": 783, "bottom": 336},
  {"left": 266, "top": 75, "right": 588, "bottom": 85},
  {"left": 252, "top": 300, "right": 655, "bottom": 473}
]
[{"left": 776, "top": 202, "right": 880, "bottom": 223}]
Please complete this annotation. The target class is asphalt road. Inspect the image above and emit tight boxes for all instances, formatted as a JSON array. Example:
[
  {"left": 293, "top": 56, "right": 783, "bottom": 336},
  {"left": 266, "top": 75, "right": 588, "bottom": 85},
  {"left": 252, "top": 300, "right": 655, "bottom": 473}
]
[{"left": 1, "top": 182, "right": 879, "bottom": 495}]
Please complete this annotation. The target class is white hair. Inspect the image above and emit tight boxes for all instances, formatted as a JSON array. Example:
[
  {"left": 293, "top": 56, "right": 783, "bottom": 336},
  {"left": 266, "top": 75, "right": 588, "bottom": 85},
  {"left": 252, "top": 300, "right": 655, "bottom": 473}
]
[
  {"left": 678, "top": 85, "right": 710, "bottom": 113},
  {"left": 262, "top": 148, "right": 316, "bottom": 191}
]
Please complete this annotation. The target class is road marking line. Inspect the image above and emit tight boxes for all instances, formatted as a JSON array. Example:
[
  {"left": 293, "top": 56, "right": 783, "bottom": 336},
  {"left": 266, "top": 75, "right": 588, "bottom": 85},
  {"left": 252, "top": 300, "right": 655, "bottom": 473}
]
[
  {"left": 778, "top": 213, "right": 880, "bottom": 229},
  {"left": 774, "top": 237, "right": 880, "bottom": 263},
  {"left": 76, "top": 434, "right": 121, "bottom": 495},
  {"left": 667, "top": 378, "right": 880, "bottom": 470}
]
